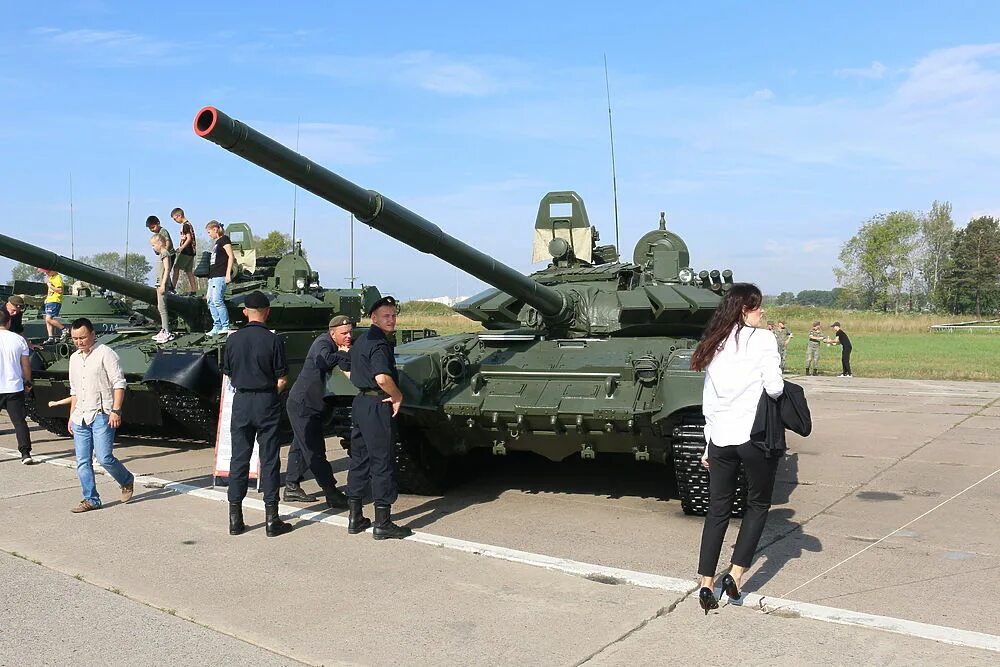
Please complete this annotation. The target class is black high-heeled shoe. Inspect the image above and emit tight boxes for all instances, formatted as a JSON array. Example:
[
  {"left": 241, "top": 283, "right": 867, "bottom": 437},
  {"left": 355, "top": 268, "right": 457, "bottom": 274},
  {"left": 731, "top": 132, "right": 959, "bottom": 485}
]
[
  {"left": 721, "top": 573, "right": 741, "bottom": 601},
  {"left": 699, "top": 587, "right": 719, "bottom": 615}
]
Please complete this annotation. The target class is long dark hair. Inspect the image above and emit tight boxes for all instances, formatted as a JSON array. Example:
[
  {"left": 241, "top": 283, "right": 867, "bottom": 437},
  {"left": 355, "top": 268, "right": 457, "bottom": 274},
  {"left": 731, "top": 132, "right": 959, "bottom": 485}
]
[{"left": 690, "top": 283, "right": 763, "bottom": 371}]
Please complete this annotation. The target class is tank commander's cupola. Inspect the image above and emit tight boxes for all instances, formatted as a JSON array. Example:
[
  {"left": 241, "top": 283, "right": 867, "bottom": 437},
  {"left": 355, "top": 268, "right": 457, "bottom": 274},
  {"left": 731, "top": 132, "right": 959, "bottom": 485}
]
[{"left": 632, "top": 212, "right": 693, "bottom": 283}]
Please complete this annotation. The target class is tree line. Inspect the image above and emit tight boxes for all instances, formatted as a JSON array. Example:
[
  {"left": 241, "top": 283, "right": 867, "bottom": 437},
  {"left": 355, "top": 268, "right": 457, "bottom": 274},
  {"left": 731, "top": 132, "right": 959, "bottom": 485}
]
[{"left": 835, "top": 202, "right": 1000, "bottom": 316}]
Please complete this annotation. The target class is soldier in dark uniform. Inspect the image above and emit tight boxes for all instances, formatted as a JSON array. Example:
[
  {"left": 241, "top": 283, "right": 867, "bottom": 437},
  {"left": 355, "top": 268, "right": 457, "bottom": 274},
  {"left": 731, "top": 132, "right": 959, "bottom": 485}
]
[
  {"left": 346, "top": 295, "right": 413, "bottom": 540},
  {"left": 221, "top": 290, "right": 293, "bottom": 537},
  {"left": 283, "top": 314, "right": 353, "bottom": 508}
]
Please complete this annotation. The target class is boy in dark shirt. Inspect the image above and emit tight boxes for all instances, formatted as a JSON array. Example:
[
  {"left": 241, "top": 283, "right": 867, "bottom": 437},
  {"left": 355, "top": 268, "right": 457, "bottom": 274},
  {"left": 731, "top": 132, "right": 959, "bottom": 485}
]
[
  {"left": 170, "top": 207, "right": 198, "bottom": 294},
  {"left": 827, "top": 322, "right": 853, "bottom": 377}
]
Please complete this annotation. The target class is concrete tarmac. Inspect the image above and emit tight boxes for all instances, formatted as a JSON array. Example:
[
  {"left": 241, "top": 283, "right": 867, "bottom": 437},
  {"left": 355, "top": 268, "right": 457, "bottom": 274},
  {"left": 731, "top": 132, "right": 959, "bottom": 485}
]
[{"left": 1, "top": 375, "right": 998, "bottom": 665}]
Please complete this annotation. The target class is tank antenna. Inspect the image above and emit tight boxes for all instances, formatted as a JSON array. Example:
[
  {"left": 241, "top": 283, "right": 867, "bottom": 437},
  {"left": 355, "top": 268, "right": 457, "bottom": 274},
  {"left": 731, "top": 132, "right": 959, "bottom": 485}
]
[
  {"left": 604, "top": 54, "right": 621, "bottom": 253},
  {"left": 123, "top": 169, "right": 132, "bottom": 280},
  {"left": 69, "top": 172, "right": 75, "bottom": 260},
  {"left": 291, "top": 116, "right": 301, "bottom": 246},
  {"left": 349, "top": 213, "right": 357, "bottom": 288}
]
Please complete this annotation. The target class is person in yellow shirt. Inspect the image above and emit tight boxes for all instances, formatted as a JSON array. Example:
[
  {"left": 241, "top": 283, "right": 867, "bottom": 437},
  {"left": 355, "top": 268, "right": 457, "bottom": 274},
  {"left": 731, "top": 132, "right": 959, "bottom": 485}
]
[{"left": 40, "top": 268, "right": 65, "bottom": 343}]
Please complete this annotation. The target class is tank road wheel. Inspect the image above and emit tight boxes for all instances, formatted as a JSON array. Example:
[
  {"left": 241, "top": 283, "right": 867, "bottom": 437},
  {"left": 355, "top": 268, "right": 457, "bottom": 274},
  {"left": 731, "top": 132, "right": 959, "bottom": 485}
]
[
  {"left": 670, "top": 415, "right": 747, "bottom": 518},
  {"left": 393, "top": 428, "right": 452, "bottom": 496}
]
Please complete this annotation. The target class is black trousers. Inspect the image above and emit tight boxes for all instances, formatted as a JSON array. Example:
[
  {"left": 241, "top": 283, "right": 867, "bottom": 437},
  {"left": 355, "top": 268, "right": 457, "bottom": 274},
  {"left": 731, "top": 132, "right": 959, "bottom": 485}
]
[
  {"left": 698, "top": 441, "right": 780, "bottom": 576},
  {"left": 285, "top": 397, "right": 337, "bottom": 492},
  {"left": 0, "top": 391, "right": 32, "bottom": 455},
  {"left": 842, "top": 347, "right": 853, "bottom": 376},
  {"left": 346, "top": 394, "right": 398, "bottom": 506},
  {"left": 228, "top": 392, "right": 282, "bottom": 504}
]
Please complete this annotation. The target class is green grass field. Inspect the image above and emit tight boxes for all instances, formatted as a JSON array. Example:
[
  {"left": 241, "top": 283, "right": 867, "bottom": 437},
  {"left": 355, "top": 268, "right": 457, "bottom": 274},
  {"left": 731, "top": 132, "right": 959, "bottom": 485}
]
[{"left": 397, "top": 302, "right": 1000, "bottom": 382}]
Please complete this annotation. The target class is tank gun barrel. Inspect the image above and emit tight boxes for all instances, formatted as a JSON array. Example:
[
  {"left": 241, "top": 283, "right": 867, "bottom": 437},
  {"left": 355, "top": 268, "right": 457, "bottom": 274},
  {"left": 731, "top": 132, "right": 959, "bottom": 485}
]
[
  {"left": 0, "top": 232, "right": 203, "bottom": 325},
  {"left": 194, "top": 106, "right": 568, "bottom": 321}
]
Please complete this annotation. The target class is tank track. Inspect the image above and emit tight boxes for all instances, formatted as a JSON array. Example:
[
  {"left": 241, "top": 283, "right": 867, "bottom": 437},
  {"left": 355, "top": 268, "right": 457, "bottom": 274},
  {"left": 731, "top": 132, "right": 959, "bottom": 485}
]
[
  {"left": 671, "top": 415, "right": 746, "bottom": 517},
  {"left": 24, "top": 394, "right": 70, "bottom": 438},
  {"left": 156, "top": 385, "right": 217, "bottom": 442},
  {"left": 393, "top": 428, "right": 451, "bottom": 496}
]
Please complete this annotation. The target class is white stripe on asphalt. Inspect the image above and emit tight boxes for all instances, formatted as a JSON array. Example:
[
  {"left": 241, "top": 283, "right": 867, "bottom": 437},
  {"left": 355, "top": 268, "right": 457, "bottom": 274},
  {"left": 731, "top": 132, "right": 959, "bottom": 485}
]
[{"left": 3, "top": 446, "right": 999, "bottom": 654}]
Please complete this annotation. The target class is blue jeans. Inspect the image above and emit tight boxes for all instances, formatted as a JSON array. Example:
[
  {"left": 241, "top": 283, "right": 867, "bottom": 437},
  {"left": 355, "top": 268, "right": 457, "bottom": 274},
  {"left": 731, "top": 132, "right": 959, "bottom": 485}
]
[
  {"left": 206, "top": 277, "right": 229, "bottom": 330},
  {"left": 73, "top": 413, "right": 134, "bottom": 507}
]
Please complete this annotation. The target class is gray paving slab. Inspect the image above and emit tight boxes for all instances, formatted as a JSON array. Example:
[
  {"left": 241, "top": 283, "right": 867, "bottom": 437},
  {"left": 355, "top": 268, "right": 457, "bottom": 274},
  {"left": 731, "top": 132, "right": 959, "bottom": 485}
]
[
  {"left": 0, "top": 461, "right": 676, "bottom": 667},
  {"left": 583, "top": 596, "right": 999, "bottom": 667},
  {"left": 0, "top": 551, "right": 301, "bottom": 667}
]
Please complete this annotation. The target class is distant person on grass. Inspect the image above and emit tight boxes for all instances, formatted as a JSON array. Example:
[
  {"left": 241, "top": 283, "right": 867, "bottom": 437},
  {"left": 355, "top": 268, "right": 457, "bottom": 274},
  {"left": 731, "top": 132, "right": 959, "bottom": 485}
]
[
  {"left": 826, "top": 322, "right": 853, "bottom": 377},
  {"left": 805, "top": 320, "right": 823, "bottom": 376}
]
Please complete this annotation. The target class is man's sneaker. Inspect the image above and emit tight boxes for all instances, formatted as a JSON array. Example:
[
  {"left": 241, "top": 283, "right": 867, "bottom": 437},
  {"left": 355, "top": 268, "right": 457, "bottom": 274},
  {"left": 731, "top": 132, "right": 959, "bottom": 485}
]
[
  {"left": 121, "top": 482, "right": 134, "bottom": 503},
  {"left": 151, "top": 329, "right": 166, "bottom": 341},
  {"left": 42, "top": 337, "right": 56, "bottom": 345},
  {"left": 70, "top": 499, "right": 100, "bottom": 513},
  {"left": 21, "top": 454, "right": 35, "bottom": 465},
  {"left": 205, "top": 327, "right": 220, "bottom": 337}
]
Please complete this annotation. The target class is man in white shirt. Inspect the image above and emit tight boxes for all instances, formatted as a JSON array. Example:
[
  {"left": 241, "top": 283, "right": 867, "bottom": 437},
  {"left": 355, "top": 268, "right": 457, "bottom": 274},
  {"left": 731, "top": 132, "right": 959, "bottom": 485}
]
[
  {"left": 67, "top": 317, "right": 135, "bottom": 513},
  {"left": 0, "top": 308, "right": 34, "bottom": 464}
]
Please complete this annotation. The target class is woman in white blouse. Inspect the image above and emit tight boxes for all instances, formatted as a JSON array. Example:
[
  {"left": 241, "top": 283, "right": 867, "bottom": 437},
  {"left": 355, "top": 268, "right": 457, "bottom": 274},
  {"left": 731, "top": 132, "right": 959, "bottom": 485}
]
[{"left": 690, "top": 283, "right": 784, "bottom": 614}]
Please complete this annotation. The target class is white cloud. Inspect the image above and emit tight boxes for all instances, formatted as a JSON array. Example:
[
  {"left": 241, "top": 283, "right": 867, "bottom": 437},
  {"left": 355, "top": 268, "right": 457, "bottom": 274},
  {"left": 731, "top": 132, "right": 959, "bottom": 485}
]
[
  {"left": 749, "top": 88, "right": 775, "bottom": 101},
  {"left": 298, "top": 50, "right": 526, "bottom": 97},
  {"left": 835, "top": 61, "right": 887, "bottom": 80},
  {"left": 893, "top": 43, "right": 1000, "bottom": 108},
  {"left": 29, "top": 27, "right": 183, "bottom": 65}
]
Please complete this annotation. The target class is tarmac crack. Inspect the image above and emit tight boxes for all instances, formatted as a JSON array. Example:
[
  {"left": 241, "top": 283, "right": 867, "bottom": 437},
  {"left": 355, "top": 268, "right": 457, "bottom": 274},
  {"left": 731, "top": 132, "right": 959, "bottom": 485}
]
[
  {"left": 0, "top": 484, "right": 81, "bottom": 500},
  {"left": 571, "top": 588, "right": 695, "bottom": 666},
  {"left": 754, "top": 393, "right": 1000, "bottom": 564},
  {"left": 0, "top": 547, "right": 315, "bottom": 666}
]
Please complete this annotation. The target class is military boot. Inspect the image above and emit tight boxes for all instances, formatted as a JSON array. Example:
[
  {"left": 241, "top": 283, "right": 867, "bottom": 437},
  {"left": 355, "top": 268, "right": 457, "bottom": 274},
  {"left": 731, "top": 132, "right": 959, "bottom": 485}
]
[
  {"left": 229, "top": 503, "right": 245, "bottom": 536},
  {"left": 264, "top": 502, "right": 293, "bottom": 537},
  {"left": 372, "top": 505, "right": 413, "bottom": 540},
  {"left": 324, "top": 486, "right": 350, "bottom": 510},
  {"left": 282, "top": 481, "right": 315, "bottom": 503},
  {"left": 347, "top": 498, "right": 371, "bottom": 534}
]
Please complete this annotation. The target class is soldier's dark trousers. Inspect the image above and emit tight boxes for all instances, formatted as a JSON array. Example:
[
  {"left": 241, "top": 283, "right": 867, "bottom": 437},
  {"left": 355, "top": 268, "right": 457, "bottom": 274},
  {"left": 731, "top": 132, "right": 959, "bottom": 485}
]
[
  {"left": 285, "top": 397, "right": 337, "bottom": 491},
  {"left": 346, "top": 394, "right": 398, "bottom": 506},
  {"left": 228, "top": 391, "right": 282, "bottom": 504},
  {"left": 842, "top": 347, "right": 853, "bottom": 376},
  {"left": 0, "top": 391, "right": 32, "bottom": 456}
]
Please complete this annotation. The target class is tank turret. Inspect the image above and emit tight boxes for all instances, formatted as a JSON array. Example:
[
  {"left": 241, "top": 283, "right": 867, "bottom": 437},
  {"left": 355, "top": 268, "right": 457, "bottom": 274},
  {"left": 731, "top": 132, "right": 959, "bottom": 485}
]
[{"left": 194, "top": 107, "right": 730, "bottom": 338}]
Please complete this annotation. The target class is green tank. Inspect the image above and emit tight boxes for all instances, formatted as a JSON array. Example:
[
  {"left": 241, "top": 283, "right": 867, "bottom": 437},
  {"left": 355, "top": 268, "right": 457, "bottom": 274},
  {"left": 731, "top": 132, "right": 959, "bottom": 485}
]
[
  {"left": 195, "top": 106, "right": 744, "bottom": 516},
  {"left": 2, "top": 279, "right": 157, "bottom": 340},
  {"left": 0, "top": 228, "right": 436, "bottom": 442}
]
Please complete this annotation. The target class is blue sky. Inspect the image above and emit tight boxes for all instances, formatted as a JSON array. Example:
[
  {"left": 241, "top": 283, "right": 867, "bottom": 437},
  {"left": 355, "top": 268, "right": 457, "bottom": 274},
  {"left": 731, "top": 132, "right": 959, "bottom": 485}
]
[{"left": 2, "top": 2, "right": 999, "bottom": 299}]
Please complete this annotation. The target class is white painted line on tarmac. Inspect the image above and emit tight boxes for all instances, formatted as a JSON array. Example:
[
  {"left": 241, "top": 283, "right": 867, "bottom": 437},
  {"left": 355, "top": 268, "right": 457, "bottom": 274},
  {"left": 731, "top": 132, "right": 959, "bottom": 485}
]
[{"left": 5, "top": 446, "right": 1000, "bottom": 654}]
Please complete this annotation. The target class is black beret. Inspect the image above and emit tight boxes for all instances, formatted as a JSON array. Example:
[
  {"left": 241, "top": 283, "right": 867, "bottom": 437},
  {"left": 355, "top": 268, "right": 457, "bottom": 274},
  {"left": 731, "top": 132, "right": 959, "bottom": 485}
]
[
  {"left": 244, "top": 291, "right": 271, "bottom": 309},
  {"left": 366, "top": 295, "right": 398, "bottom": 317}
]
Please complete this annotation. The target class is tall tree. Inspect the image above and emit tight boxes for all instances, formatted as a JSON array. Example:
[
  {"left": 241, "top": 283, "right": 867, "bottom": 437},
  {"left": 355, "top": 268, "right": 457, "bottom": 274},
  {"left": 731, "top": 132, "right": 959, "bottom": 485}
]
[
  {"left": 835, "top": 211, "right": 920, "bottom": 312},
  {"left": 10, "top": 262, "right": 44, "bottom": 282},
  {"left": 919, "top": 201, "right": 955, "bottom": 311},
  {"left": 255, "top": 231, "right": 295, "bottom": 257},
  {"left": 82, "top": 251, "right": 154, "bottom": 285},
  {"left": 939, "top": 216, "right": 1000, "bottom": 317}
]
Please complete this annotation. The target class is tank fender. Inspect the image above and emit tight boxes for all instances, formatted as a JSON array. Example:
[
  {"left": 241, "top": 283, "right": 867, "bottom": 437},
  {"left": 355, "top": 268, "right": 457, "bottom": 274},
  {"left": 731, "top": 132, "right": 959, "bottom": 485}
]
[{"left": 144, "top": 349, "right": 221, "bottom": 394}]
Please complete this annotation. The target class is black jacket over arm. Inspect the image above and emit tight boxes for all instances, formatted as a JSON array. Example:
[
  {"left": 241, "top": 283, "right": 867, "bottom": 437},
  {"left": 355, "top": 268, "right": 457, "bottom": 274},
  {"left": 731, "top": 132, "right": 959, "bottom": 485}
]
[{"left": 750, "top": 380, "right": 812, "bottom": 457}]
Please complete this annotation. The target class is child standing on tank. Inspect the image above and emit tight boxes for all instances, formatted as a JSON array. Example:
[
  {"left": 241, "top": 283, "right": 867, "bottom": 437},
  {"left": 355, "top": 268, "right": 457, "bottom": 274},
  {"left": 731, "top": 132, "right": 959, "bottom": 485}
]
[
  {"left": 39, "top": 267, "right": 65, "bottom": 343},
  {"left": 150, "top": 235, "right": 175, "bottom": 344}
]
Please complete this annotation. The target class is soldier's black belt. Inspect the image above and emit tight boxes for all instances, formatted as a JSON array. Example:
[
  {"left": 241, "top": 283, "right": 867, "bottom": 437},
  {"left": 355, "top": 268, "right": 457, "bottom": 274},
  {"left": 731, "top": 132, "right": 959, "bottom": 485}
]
[
  {"left": 235, "top": 387, "right": 277, "bottom": 394},
  {"left": 358, "top": 389, "right": 388, "bottom": 398}
]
